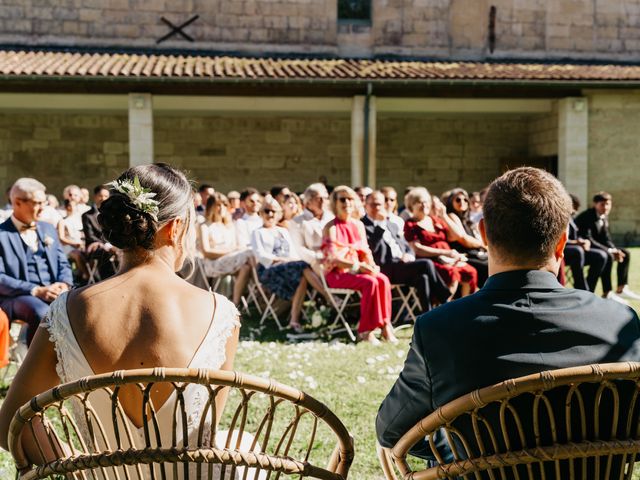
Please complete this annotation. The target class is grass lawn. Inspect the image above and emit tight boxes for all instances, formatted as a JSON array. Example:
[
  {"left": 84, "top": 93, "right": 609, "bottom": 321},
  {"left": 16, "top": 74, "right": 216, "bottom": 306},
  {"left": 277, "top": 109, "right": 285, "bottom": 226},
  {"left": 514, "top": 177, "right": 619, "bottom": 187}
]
[{"left": 1, "top": 248, "right": 640, "bottom": 479}]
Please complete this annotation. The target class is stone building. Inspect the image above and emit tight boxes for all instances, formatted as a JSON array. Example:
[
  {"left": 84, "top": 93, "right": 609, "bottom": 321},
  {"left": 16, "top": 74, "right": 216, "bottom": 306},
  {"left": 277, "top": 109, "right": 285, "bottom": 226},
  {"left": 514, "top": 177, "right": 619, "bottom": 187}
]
[{"left": 0, "top": 0, "right": 639, "bottom": 241}]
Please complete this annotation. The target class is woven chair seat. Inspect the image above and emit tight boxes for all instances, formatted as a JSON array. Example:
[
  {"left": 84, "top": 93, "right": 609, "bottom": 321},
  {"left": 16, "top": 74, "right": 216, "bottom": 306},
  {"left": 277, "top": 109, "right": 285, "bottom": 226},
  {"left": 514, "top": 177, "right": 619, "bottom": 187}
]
[
  {"left": 379, "top": 362, "right": 640, "bottom": 480},
  {"left": 10, "top": 368, "right": 354, "bottom": 480}
]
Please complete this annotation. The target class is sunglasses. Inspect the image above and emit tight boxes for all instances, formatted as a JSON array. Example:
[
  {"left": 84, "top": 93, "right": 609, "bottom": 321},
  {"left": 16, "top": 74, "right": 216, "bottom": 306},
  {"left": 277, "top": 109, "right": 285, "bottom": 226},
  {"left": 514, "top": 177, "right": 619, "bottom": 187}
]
[
  {"left": 337, "top": 197, "right": 354, "bottom": 203},
  {"left": 263, "top": 208, "right": 277, "bottom": 215},
  {"left": 454, "top": 197, "right": 468, "bottom": 204}
]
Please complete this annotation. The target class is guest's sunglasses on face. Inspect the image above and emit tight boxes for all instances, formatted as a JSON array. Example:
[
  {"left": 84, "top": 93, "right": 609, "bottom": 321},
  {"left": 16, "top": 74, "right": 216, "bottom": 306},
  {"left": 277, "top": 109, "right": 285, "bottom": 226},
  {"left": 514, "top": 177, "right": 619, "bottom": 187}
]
[
  {"left": 338, "top": 196, "right": 354, "bottom": 204},
  {"left": 263, "top": 209, "right": 276, "bottom": 216},
  {"left": 455, "top": 197, "right": 468, "bottom": 205}
]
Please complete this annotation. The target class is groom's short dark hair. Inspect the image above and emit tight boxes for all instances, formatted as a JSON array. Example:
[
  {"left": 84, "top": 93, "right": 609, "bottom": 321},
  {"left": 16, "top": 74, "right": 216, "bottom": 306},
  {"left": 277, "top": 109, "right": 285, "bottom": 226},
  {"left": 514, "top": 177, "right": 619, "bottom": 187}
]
[{"left": 483, "top": 167, "right": 572, "bottom": 266}]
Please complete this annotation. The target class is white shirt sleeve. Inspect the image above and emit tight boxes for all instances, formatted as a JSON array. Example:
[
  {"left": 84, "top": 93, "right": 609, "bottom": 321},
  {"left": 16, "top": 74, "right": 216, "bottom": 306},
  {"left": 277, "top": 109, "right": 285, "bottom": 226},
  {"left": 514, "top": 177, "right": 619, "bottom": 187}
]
[{"left": 251, "top": 228, "right": 278, "bottom": 268}]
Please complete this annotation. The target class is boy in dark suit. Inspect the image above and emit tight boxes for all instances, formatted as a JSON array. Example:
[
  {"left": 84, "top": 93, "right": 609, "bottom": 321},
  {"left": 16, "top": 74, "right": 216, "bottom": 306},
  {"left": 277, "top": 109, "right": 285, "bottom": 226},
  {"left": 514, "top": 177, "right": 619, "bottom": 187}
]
[{"left": 0, "top": 178, "right": 72, "bottom": 344}]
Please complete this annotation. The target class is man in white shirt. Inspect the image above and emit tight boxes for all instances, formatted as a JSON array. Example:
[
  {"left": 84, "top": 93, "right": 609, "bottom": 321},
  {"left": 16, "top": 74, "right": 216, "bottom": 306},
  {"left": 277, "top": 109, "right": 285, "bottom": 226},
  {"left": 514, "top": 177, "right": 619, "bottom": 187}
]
[
  {"left": 289, "top": 183, "right": 334, "bottom": 267},
  {"left": 235, "top": 188, "right": 263, "bottom": 248}
]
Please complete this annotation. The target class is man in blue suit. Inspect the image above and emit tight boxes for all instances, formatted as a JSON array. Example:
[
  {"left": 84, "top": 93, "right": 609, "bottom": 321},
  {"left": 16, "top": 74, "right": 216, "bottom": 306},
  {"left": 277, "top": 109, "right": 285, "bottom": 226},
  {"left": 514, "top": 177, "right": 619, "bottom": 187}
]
[{"left": 0, "top": 178, "right": 73, "bottom": 345}]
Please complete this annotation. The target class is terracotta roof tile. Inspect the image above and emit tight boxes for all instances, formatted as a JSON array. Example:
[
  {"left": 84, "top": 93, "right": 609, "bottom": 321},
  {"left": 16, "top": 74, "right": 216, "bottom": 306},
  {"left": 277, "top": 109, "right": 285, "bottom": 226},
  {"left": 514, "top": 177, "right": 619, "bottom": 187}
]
[{"left": 1, "top": 49, "right": 640, "bottom": 83}]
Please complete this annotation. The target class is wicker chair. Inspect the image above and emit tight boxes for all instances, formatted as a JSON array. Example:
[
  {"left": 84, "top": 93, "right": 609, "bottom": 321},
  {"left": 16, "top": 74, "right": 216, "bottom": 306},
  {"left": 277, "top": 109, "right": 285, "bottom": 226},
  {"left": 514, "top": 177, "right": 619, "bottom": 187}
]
[
  {"left": 378, "top": 362, "right": 640, "bottom": 480},
  {"left": 9, "top": 368, "right": 354, "bottom": 479}
]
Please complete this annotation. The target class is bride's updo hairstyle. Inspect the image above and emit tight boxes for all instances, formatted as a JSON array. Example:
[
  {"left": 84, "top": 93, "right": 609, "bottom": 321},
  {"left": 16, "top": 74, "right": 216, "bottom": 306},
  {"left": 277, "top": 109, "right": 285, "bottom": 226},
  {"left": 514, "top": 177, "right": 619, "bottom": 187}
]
[{"left": 99, "top": 163, "right": 193, "bottom": 252}]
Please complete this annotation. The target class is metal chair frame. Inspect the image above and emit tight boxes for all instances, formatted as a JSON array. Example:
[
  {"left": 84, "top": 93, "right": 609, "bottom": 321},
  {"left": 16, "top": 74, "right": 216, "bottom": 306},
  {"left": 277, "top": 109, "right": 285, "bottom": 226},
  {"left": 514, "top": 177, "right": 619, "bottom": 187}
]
[
  {"left": 251, "top": 266, "right": 286, "bottom": 330},
  {"left": 391, "top": 284, "right": 422, "bottom": 326},
  {"left": 318, "top": 267, "right": 361, "bottom": 343}
]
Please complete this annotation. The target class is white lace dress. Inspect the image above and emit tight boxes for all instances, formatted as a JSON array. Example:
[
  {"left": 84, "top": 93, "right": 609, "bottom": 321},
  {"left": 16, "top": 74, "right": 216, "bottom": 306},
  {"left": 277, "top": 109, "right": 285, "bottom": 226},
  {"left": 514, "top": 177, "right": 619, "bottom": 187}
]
[{"left": 42, "top": 291, "right": 259, "bottom": 480}]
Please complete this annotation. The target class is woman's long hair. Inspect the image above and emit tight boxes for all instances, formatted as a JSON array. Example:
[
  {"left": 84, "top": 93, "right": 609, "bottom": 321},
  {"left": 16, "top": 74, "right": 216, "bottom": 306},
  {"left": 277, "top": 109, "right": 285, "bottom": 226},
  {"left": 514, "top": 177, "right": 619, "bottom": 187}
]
[
  {"left": 445, "top": 188, "right": 474, "bottom": 233},
  {"left": 205, "top": 193, "right": 231, "bottom": 225}
]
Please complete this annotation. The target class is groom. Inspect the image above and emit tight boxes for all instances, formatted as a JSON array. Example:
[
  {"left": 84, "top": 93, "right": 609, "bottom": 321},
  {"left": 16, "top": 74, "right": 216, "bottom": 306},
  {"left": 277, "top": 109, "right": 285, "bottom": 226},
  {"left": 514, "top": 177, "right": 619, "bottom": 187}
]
[{"left": 0, "top": 178, "right": 73, "bottom": 345}]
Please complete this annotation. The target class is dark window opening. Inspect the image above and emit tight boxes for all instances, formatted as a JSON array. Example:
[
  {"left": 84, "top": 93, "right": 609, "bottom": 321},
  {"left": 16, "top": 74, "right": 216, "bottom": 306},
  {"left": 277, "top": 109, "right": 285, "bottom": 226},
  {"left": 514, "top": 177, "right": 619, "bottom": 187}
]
[{"left": 338, "top": 0, "right": 372, "bottom": 24}]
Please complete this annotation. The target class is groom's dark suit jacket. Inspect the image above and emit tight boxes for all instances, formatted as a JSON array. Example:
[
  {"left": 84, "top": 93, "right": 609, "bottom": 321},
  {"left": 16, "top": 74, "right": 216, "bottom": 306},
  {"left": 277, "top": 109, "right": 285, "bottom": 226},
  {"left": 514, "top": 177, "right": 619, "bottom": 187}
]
[{"left": 376, "top": 269, "right": 640, "bottom": 459}]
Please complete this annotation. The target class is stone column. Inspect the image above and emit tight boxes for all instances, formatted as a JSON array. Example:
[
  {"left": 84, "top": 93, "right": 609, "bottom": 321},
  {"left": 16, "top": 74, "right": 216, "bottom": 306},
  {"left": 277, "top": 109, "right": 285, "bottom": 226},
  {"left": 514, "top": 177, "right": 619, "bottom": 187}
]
[
  {"left": 351, "top": 94, "right": 377, "bottom": 187},
  {"left": 128, "top": 93, "right": 154, "bottom": 167},
  {"left": 557, "top": 97, "right": 588, "bottom": 205},
  {"left": 366, "top": 96, "right": 377, "bottom": 188},
  {"left": 351, "top": 95, "right": 365, "bottom": 187}
]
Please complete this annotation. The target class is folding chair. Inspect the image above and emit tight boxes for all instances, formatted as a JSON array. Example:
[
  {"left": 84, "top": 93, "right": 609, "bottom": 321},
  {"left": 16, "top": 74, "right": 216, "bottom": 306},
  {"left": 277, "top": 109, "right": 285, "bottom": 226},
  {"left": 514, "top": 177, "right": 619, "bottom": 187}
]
[
  {"left": 318, "top": 266, "right": 361, "bottom": 342},
  {"left": 86, "top": 258, "right": 100, "bottom": 285},
  {"left": 251, "top": 265, "right": 286, "bottom": 330},
  {"left": 241, "top": 275, "right": 264, "bottom": 315},
  {"left": 391, "top": 284, "right": 422, "bottom": 327}
]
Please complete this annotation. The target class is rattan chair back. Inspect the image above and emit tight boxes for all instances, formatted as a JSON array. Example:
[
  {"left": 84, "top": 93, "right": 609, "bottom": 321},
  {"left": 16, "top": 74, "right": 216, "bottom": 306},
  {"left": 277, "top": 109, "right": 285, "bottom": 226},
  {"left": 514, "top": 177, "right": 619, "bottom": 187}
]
[
  {"left": 382, "top": 362, "right": 640, "bottom": 480},
  {"left": 9, "top": 368, "right": 354, "bottom": 480}
]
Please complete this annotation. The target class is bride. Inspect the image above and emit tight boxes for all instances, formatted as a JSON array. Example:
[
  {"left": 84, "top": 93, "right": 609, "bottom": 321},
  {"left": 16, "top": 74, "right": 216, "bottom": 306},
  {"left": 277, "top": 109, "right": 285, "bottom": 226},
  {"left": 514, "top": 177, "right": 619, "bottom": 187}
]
[{"left": 0, "top": 164, "right": 248, "bottom": 478}]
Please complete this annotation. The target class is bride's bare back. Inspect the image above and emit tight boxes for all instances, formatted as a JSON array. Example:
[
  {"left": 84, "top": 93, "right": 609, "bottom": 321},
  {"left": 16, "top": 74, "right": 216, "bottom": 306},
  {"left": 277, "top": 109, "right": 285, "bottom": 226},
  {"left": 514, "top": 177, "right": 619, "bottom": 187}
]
[{"left": 67, "top": 263, "right": 217, "bottom": 376}]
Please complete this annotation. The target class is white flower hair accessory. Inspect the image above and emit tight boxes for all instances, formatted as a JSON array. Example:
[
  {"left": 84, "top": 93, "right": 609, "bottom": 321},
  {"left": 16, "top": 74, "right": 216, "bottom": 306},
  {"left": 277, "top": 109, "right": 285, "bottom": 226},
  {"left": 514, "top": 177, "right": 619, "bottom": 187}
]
[{"left": 107, "top": 176, "right": 160, "bottom": 221}]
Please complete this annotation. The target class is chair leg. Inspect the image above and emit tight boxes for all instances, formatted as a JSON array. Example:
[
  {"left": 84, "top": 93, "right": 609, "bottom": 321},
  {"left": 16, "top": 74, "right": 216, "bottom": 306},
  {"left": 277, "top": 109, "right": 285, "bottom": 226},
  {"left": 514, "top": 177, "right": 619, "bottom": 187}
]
[
  {"left": 376, "top": 443, "right": 399, "bottom": 480},
  {"left": 259, "top": 293, "right": 285, "bottom": 330},
  {"left": 327, "top": 292, "right": 357, "bottom": 342}
]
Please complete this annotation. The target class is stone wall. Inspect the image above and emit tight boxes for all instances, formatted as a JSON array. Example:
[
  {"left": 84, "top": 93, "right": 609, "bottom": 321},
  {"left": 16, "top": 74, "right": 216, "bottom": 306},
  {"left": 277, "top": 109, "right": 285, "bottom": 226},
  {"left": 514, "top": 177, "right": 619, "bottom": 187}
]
[
  {"left": 587, "top": 92, "right": 640, "bottom": 245},
  {"left": 373, "top": 0, "right": 640, "bottom": 61},
  {"left": 0, "top": 113, "right": 128, "bottom": 199},
  {"left": 376, "top": 115, "right": 530, "bottom": 195},
  {"left": 528, "top": 103, "right": 558, "bottom": 158},
  {"left": 0, "top": 0, "right": 336, "bottom": 53},
  {"left": 4, "top": 0, "right": 640, "bottom": 60},
  {"left": 153, "top": 115, "right": 352, "bottom": 193}
]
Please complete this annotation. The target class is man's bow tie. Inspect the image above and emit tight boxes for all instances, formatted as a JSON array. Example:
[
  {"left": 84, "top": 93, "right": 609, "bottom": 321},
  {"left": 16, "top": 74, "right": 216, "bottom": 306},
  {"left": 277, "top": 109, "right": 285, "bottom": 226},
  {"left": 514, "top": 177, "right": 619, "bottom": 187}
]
[{"left": 20, "top": 223, "right": 36, "bottom": 232}]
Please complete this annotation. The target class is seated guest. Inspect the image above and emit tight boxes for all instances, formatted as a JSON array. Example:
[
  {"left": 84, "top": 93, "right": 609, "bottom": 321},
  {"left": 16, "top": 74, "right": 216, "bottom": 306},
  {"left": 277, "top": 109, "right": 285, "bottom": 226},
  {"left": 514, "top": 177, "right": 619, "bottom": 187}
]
[
  {"left": 564, "top": 193, "right": 607, "bottom": 292},
  {"left": 399, "top": 186, "right": 416, "bottom": 221},
  {"left": 575, "top": 191, "right": 640, "bottom": 303},
  {"left": 227, "top": 190, "right": 241, "bottom": 218},
  {"left": 404, "top": 187, "right": 477, "bottom": 298},
  {"left": 62, "top": 184, "right": 90, "bottom": 215},
  {"left": 200, "top": 193, "right": 254, "bottom": 306},
  {"left": 251, "top": 197, "right": 329, "bottom": 332},
  {"left": 377, "top": 167, "right": 640, "bottom": 465},
  {"left": 381, "top": 186, "right": 404, "bottom": 232},
  {"left": 196, "top": 184, "right": 215, "bottom": 214},
  {"left": 235, "top": 188, "right": 263, "bottom": 248},
  {"left": 58, "top": 198, "right": 88, "bottom": 280},
  {"left": 278, "top": 192, "right": 302, "bottom": 230},
  {"left": 82, "top": 185, "right": 117, "bottom": 282},
  {"left": 469, "top": 190, "right": 483, "bottom": 225},
  {"left": 289, "top": 183, "right": 334, "bottom": 268},
  {"left": 445, "top": 188, "right": 489, "bottom": 287},
  {"left": 270, "top": 184, "right": 292, "bottom": 205},
  {"left": 363, "top": 191, "right": 451, "bottom": 312},
  {"left": 321, "top": 186, "right": 396, "bottom": 344},
  {"left": 0, "top": 178, "right": 73, "bottom": 345},
  {"left": 38, "top": 194, "right": 62, "bottom": 227}
]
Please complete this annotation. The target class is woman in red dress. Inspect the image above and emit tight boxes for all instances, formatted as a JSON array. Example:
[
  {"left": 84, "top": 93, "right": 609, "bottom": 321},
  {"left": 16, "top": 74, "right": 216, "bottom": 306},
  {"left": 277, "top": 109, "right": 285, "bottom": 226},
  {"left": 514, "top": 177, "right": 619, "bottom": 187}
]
[
  {"left": 404, "top": 187, "right": 478, "bottom": 298},
  {"left": 321, "top": 186, "right": 395, "bottom": 344}
]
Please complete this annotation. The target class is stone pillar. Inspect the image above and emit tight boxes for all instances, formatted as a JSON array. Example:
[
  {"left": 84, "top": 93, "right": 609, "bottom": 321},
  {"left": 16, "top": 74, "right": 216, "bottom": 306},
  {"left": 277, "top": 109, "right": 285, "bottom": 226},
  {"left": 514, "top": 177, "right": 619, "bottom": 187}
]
[
  {"left": 351, "top": 95, "right": 365, "bottom": 187},
  {"left": 366, "top": 96, "right": 377, "bottom": 188},
  {"left": 351, "top": 94, "right": 377, "bottom": 187},
  {"left": 128, "top": 93, "right": 154, "bottom": 167},
  {"left": 557, "top": 97, "right": 588, "bottom": 205}
]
